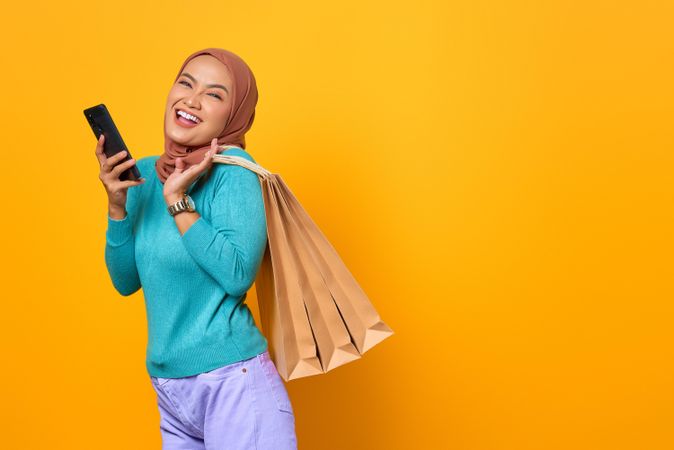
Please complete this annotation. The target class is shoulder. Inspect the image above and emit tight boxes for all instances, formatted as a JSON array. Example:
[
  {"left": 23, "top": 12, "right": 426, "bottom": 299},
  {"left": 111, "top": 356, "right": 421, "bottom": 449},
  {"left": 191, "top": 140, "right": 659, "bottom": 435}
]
[
  {"left": 216, "top": 147, "right": 257, "bottom": 165},
  {"left": 134, "top": 155, "right": 160, "bottom": 185},
  {"left": 211, "top": 148, "right": 259, "bottom": 179},
  {"left": 136, "top": 155, "right": 160, "bottom": 175}
]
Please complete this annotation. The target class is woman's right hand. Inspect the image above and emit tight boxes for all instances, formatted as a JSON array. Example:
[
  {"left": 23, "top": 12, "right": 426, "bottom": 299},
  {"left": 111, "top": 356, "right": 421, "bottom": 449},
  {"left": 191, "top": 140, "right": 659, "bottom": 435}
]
[{"left": 95, "top": 134, "right": 145, "bottom": 216}]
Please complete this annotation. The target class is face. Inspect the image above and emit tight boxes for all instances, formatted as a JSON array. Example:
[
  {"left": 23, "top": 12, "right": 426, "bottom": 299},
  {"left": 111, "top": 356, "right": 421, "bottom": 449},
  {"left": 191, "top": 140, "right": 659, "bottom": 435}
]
[{"left": 164, "top": 54, "right": 234, "bottom": 148}]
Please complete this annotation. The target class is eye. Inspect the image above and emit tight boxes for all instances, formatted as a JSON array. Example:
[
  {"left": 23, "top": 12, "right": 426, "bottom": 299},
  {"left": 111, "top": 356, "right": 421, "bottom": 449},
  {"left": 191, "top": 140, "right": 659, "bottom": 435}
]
[{"left": 178, "top": 80, "right": 221, "bottom": 99}]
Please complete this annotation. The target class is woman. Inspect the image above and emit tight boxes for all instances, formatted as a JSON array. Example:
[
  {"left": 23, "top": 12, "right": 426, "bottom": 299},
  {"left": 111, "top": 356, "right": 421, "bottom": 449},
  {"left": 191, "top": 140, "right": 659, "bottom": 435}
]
[{"left": 95, "top": 48, "right": 298, "bottom": 450}]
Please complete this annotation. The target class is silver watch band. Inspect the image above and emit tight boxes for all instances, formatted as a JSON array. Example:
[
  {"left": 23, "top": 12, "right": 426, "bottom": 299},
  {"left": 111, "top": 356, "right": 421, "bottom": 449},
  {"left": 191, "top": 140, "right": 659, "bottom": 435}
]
[{"left": 168, "top": 195, "right": 192, "bottom": 216}]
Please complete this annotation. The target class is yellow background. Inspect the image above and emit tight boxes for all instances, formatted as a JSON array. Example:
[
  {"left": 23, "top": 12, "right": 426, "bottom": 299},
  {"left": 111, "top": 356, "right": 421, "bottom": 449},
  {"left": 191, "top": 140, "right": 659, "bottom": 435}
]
[{"left": 1, "top": 0, "right": 672, "bottom": 448}]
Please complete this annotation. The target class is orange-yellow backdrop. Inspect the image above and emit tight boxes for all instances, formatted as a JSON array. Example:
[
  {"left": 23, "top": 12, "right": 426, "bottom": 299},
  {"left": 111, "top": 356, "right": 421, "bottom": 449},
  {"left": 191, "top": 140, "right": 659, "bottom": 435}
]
[{"left": 1, "top": 1, "right": 673, "bottom": 449}]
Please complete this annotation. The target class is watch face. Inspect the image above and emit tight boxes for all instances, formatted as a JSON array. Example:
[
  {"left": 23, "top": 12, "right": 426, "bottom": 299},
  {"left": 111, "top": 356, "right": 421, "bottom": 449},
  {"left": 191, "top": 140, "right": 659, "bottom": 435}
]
[{"left": 185, "top": 195, "right": 195, "bottom": 210}]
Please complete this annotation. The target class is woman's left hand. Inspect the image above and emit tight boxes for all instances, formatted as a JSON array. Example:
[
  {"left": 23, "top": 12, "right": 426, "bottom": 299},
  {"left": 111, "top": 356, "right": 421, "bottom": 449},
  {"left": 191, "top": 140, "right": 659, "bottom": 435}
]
[{"left": 164, "top": 138, "right": 219, "bottom": 203}]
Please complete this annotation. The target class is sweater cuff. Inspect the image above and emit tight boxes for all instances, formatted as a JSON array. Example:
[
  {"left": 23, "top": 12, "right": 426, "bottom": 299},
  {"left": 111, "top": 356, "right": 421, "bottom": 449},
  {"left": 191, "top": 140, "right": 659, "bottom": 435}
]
[
  {"left": 106, "top": 214, "right": 133, "bottom": 247},
  {"left": 181, "top": 215, "right": 209, "bottom": 249}
]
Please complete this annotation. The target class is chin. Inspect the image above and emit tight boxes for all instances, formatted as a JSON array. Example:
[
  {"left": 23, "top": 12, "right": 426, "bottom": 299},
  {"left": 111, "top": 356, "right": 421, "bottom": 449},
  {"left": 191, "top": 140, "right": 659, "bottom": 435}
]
[
  {"left": 165, "top": 113, "right": 214, "bottom": 147},
  {"left": 168, "top": 129, "right": 214, "bottom": 149},
  {"left": 165, "top": 128, "right": 191, "bottom": 146}
]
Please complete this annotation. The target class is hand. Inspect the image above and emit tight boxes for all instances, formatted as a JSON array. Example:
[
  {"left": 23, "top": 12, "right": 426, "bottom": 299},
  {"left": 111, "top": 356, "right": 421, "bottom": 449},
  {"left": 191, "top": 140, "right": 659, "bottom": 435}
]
[
  {"left": 163, "top": 138, "right": 218, "bottom": 204},
  {"left": 95, "top": 134, "right": 145, "bottom": 211}
]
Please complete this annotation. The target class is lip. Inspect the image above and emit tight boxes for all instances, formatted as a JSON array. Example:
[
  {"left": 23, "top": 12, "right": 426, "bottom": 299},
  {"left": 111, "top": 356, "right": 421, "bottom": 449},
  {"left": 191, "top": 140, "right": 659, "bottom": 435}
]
[{"left": 174, "top": 108, "right": 202, "bottom": 128}]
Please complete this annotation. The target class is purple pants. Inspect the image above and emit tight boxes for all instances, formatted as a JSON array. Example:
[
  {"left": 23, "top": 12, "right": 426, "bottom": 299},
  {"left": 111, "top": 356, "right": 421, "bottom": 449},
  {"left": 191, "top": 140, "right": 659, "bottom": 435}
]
[{"left": 149, "top": 350, "right": 298, "bottom": 449}]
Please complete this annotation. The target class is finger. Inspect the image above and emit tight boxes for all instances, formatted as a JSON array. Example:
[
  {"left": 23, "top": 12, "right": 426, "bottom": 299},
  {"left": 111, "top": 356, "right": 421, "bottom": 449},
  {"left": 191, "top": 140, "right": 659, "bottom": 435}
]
[
  {"left": 102, "top": 150, "right": 127, "bottom": 171},
  {"left": 174, "top": 157, "right": 185, "bottom": 174},
  {"left": 110, "top": 157, "right": 136, "bottom": 178},
  {"left": 95, "top": 134, "right": 106, "bottom": 165},
  {"left": 201, "top": 149, "right": 214, "bottom": 169},
  {"left": 197, "top": 148, "right": 212, "bottom": 165},
  {"left": 101, "top": 151, "right": 128, "bottom": 173},
  {"left": 183, "top": 152, "right": 211, "bottom": 178},
  {"left": 110, "top": 150, "right": 128, "bottom": 162},
  {"left": 116, "top": 178, "right": 146, "bottom": 189},
  {"left": 180, "top": 157, "right": 207, "bottom": 180},
  {"left": 199, "top": 140, "right": 216, "bottom": 164},
  {"left": 211, "top": 138, "right": 221, "bottom": 155}
]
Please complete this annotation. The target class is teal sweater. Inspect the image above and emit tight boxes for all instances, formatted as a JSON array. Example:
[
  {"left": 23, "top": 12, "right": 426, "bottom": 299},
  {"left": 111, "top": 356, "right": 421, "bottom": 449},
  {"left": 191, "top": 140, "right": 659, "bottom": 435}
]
[{"left": 104, "top": 148, "right": 269, "bottom": 378}]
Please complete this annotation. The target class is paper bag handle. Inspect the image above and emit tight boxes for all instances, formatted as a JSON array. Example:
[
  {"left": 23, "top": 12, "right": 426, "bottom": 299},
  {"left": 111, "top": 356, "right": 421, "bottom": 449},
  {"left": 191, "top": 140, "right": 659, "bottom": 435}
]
[{"left": 212, "top": 145, "right": 273, "bottom": 179}]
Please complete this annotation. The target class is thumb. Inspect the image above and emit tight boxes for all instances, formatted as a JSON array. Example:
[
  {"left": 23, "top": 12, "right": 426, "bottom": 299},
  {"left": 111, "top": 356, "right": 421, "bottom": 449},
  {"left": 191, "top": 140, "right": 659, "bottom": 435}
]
[{"left": 174, "top": 157, "right": 185, "bottom": 173}]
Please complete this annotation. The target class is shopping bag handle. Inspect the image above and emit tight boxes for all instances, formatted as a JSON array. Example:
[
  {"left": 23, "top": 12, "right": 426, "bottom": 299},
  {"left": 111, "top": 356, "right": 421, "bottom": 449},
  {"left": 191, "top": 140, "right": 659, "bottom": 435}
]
[{"left": 212, "top": 145, "right": 273, "bottom": 179}]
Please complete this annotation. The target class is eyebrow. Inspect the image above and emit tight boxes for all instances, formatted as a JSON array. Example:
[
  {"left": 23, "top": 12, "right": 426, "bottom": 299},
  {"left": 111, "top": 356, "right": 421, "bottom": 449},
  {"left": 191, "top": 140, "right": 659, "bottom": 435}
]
[{"left": 179, "top": 72, "right": 229, "bottom": 94}]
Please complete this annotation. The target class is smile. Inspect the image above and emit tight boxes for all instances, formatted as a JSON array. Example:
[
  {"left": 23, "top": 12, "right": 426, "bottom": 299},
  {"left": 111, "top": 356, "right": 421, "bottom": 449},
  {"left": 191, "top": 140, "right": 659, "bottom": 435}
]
[{"left": 174, "top": 109, "right": 202, "bottom": 127}]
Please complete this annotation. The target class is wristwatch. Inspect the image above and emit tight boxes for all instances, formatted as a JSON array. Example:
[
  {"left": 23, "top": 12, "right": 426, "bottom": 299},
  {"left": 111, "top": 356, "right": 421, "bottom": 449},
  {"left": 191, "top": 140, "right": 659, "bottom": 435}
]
[{"left": 167, "top": 193, "right": 196, "bottom": 216}]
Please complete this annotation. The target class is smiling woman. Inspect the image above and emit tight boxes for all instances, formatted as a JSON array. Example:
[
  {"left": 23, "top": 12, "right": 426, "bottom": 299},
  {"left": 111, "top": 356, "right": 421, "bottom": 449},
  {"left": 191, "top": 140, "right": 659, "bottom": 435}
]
[
  {"left": 155, "top": 48, "right": 259, "bottom": 184},
  {"left": 99, "top": 47, "right": 298, "bottom": 450}
]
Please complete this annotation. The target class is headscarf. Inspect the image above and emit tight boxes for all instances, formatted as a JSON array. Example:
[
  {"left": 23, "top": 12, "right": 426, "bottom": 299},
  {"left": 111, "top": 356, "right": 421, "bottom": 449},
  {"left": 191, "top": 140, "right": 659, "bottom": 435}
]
[{"left": 155, "top": 47, "right": 259, "bottom": 183}]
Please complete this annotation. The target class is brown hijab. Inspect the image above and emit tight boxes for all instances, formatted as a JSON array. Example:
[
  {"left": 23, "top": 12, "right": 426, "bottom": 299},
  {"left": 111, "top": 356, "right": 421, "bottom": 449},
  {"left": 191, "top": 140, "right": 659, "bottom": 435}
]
[{"left": 155, "top": 47, "right": 259, "bottom": 183}]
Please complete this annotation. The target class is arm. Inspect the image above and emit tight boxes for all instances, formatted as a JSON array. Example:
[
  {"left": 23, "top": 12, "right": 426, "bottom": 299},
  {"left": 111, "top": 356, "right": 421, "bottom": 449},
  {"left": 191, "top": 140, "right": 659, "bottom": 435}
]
[
  {"left": 180, "top": 164, "right": 268, "bottom": 297},
  {"left": 104, "top": 182, "right": 142, "bottom": 296}
]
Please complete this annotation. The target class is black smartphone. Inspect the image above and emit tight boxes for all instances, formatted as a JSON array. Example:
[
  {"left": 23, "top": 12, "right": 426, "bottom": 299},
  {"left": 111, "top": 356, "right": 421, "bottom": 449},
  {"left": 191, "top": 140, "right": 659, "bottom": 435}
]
[{"left": 83, "top": 103, "right": 141, "bottom": 181}]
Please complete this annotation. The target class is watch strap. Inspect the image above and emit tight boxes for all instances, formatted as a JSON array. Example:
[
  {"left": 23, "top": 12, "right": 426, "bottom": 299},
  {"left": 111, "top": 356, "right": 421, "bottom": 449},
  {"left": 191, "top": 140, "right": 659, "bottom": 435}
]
[{"left": 167, "top": 194, "right": 193, "bottom": 216}]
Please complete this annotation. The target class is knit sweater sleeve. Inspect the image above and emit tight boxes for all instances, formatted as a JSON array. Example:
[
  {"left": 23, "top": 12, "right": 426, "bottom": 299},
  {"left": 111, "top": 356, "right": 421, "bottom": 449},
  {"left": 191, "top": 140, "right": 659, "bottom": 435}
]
[
  {"left": 181, "top": 154, "right": 268, "bottom": 297},
  {"left": 104, "top": 174, "right": 143, "bottom": 297}
]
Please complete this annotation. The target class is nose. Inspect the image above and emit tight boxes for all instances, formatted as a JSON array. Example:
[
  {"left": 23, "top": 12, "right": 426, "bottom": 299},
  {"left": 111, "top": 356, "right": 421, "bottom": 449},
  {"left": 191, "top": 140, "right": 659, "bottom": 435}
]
[{"left": 184, "top": 90, "right": 202, "bottom": 108}]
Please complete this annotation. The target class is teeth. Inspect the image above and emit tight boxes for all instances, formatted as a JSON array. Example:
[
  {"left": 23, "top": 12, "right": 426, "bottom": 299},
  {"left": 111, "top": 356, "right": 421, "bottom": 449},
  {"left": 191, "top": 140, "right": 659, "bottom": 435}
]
[{"left": 177, "top": 110, "right": 201, "bottom": 123}]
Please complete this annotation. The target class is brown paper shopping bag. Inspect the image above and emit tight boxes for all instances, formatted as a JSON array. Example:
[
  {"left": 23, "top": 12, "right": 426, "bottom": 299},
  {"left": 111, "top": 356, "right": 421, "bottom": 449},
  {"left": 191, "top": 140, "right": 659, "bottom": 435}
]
[
  {"left": 270, "top": 179, "right": 362, "bottom": 373},
  {"left": 212, "top": 148, "right": 394, "bottom": 381}
]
